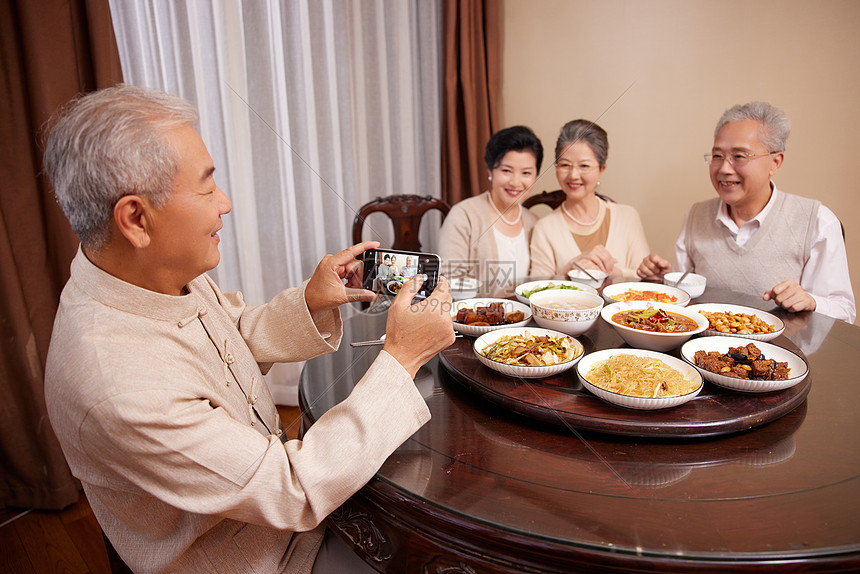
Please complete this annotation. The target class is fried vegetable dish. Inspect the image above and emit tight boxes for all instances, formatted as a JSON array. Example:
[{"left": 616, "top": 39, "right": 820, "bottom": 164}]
[
  {"left": 455, "top": 302, "right": 525, "bottom": 326},
  {"left": 480, "top": 331, "right": 579, "bottom": 367},
  {"left": 586, "top": 354, "right": 699, "bottom": 398},
  {"left": 693, "top": 343, "right": 789, "bottom": 380}
]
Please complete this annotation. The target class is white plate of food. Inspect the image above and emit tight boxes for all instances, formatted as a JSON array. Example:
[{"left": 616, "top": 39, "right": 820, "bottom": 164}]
[
  {"left": 386, "top": 277, "right": 405, "bottom": 295},
  {"left": 515, "top": 280, "right": 598, "bottom": 305},
  {"left": 685, "top": 303, "right": 785, "bottom": 342},
  {"left": 451, "top": 298, "right": 532, "bottom": 337},
  {"left": 601, "top": 301, "right": 709, "bottom": 352},
  {"left": 680, "top": 336, "right": 808, "bottom": 393},
  {"left": 601, "top": 281, "right": 691, "bottom": 307},
  {"left": 474, "top": 327, "right": 584, "bottom": 379},
  {"left": 576, "top": 348, "right": 703, "bottom": 409}
]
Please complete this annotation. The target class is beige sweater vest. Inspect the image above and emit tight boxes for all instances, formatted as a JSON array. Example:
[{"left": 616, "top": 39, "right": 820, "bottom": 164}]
[{"left": 684, "top": 192, "right": 819, "bottom": 296}]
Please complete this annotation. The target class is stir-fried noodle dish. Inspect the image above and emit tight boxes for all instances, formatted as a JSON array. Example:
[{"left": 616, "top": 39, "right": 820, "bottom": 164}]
[
  {"left": 586, "top": 354, "right": 699, "bottom": 398},
  {"left": 481, "top": 331, "right": 580, "bottom": 367}
]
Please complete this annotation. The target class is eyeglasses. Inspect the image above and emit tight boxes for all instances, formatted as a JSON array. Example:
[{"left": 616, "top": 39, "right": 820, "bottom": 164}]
[
  {"left": 704, "top": 151, "right": 777, "bottom": 166},
  {"left": 556, "top": 162, "right": 600, "bottom": 173}
]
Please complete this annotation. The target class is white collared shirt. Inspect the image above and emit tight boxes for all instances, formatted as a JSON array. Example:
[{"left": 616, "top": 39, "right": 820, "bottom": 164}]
[{"left": 675, "top": 186, "right": 856, "bottom": 323}]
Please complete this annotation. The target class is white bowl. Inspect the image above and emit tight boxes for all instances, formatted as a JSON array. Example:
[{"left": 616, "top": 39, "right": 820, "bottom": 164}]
[
  {"left": 576, "top": 348, "right": 703, "bottom": 409},
  {"left": 514, "top": 279, "right": 597, "bottom": 305},
  {"left": 663, "top": 272, "right": 707, "bottom": 299},
  {"left": 601, "top": 301, "right": 709, "bottom": 352},
  {"left": 680, "top": 336, "right": 808, "bottom": 393},
  {"left": 451, "top": 298, "right": 532, "bottom": 337},
  {"left": 686, "top": 303, "right": 785, "bottom": 342},
  {"left": 473, "top": 327, "right": 584, "bottom": 379},
  {"left": 601, "top": 281, "right": 691, "bottom": 307},
  {"left": 566, "top": 268, "right": 608, "bottom": 289},
  {"left": 449, "top": 277, "right": 481, "bottom": 300},
  {"left": 529, "top": 290, "right": 604, "bottom": 337}
]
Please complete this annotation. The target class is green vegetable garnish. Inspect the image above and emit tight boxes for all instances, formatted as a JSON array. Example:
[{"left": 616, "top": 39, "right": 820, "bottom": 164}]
[{"left": 523, "top": 283, "right": 581, "bottom": 298}]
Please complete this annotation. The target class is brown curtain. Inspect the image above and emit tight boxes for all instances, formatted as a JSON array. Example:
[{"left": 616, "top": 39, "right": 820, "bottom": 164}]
[
  {"left": 441, "top": 0, "right": 500, "bottom": 206},
  {"left": 0, "top": 0, "right": 122, "bottom": 510}
]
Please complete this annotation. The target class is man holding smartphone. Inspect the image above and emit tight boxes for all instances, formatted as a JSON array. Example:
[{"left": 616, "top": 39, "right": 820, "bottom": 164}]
[{"left": 42, "top": 85, "right": 455, "bottom": 573}]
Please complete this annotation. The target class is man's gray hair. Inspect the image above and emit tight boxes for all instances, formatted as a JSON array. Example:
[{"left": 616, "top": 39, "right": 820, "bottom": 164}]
[
  {"left": 714, "top": 101, "right": 791, "bottom": 153},
  {"left": 43, "top": 84, "right": 199, "bottom": 249}
]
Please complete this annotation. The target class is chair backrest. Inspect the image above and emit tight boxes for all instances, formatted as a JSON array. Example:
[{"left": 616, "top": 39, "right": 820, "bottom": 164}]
[
  {"left": 522, "top": 189, "right": 566, "bottom": 210},
  {"left": 352, "top": 194, "right": 450, "bottom": 251},
  {"left": 523, "top": 189, "right": 616, "bottom": 211}
]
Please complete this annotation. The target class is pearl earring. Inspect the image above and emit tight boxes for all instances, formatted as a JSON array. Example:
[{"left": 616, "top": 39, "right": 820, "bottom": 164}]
[{"left": 488, "top": 175, "right": 492, "bottom": 181}]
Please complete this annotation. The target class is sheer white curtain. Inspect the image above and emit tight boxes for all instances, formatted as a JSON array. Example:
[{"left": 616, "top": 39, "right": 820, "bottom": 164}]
[{"left": 109, "top": 0, "right": 442, "bottom": 404}]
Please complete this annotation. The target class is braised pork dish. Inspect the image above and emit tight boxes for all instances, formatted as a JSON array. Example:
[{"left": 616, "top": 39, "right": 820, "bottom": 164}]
[
  {"left": 455, "top": 302, "right": 525, "bottom": 326},
  {"left": 693, "top": 343, "right": 789, "bottom": 380}
]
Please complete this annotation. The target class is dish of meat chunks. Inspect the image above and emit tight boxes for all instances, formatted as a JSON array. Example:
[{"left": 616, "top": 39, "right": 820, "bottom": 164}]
[
  {"left": 693, "top": 342, "right": 789, "bottom": 380},
  {"left": 450, "top": 298, "right": 532, "bottom": 337},
  {"left": 680, "top": 336, "right": 808, "bottom": 393}
]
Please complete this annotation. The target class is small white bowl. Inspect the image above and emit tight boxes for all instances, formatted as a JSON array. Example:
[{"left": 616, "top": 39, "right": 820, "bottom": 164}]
[
  {"left": 576, "top": 348, "right": 704, "bottom": 410},
  {"left": 449, "top": 277, "right": 481, "bottom": 300},
  {"left": 686, "top": 303, "right": 785, "bottom": 342},
  {"left": 663, "top": 272, "right": 707, "bottom": 299},
  {"left": 680, "top": 336, "right": 808, "bottom": 393},
  {"left": 529, "top": 290, "right": 604, "bottom": 337},
  {"left": 601, "top": 301, "right": 709, "bottom": 352},
  {"left": 567, "top": 268, "right": 608, "bottom": 289},
  {"left": 451, "top": 298, "right": 532, "bottom": 337},
  {"left": 514, "top": 279, "right": 597, "bottom": 305},
  {"left": 474, "top": 327, "right": 584, "bottom": 379},
  {"left": 602, "top": 281, "right": 691, "bottom": 307}
]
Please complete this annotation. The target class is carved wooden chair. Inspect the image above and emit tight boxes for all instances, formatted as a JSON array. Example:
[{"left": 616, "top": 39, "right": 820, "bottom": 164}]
[
  {"left": 522, "top": 189, "right": 615, "bottom": 210},
  {"left": 352, "top": 194, "right": 450, "bottom": 251}
]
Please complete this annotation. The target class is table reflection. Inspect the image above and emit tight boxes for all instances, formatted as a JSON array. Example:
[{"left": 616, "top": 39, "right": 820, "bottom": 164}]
[{"left": 300, "top": 285, "right": 860, "bottom": 573}]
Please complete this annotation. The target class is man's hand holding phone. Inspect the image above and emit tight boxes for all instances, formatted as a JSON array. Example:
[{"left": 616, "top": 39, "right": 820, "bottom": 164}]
[
  {"left": 383, "top": 274, "right": 455, "bottom": 378},
  {"left": 305, "top": 241, "right": 380, "bottom": 314}
]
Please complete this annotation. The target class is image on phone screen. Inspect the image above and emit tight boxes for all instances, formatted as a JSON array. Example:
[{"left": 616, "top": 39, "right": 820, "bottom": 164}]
[{"left": 362, "top": 249, "right": 440, "bottom": 300}]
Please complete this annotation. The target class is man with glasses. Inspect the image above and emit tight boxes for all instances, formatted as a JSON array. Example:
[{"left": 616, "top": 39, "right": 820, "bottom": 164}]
[{"left": 638, "top": 101, "right": 855, "bottom": 323}]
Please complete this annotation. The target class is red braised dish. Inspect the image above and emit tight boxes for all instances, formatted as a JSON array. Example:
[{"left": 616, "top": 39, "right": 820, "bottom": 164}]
[
  {"left": 693, "top": 343, "right": 790, "bottom": 380},
  {"left": 611, "top": 307, "right": 699, "bottom": 333}
]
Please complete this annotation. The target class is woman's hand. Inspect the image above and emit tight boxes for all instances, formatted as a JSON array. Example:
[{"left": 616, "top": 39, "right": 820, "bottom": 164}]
[
  {"left": 383, "top": 275, "right": 456, "bottom": 378},
  {"left": 304, "top": 241, "right": 379, "bottom": 314},
  {"left": 567, "top": 245, "right": 617, "bottom": 275},
  {"left": 637, "top": 253, "right": 672, "bottom": 281}
]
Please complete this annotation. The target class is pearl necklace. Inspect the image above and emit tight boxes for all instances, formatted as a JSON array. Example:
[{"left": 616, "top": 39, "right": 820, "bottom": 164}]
[
  {"left": 487, "top": 193, "right": 522, "bottom": 225},
  {"left": 561, "top": 200, "right": 600, "bottom": 226}
]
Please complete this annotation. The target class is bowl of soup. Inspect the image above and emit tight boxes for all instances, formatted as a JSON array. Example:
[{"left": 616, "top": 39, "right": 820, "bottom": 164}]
[
  {"left": 529, "top": 290, "right": 604, "bottom": 336},
  {"left": 601, "top": 301, "right": 708, "bottom": 352}
]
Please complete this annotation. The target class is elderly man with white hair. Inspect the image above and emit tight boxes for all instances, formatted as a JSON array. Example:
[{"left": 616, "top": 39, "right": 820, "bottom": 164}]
[{"left": 638, "top": 101, "right": 855, "bottom": 323}]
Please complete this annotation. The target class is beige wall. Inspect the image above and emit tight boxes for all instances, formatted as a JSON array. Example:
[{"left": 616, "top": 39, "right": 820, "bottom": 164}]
[{"left": 501, "top": 0, "right": 860, "bottom": 321}]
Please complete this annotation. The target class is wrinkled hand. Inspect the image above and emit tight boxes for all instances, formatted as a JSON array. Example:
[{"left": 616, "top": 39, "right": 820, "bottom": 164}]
[
  {"left": 383, "top": 275, "right": 456, "bottom": 378},
  {"left": 763, "top": 280, "right": 816, "bottom": 313},
  {"left": 637, "top": 253, "right": 672, "bottom": 282},
  {"left": 568, "top": 245, "right": 617, "bottom": 275},
  {"left": 305, "top": 241, "right": 379, "bottom": 314}
]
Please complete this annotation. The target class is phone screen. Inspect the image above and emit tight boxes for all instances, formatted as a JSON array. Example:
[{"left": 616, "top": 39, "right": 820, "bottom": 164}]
[{"left": 362, "top": 249, "right": 440, "bottom": 300}]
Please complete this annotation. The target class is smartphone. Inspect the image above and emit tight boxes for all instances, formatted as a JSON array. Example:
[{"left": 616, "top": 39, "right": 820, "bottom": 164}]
[{"left": 361, "top": 248, "right": 441, "bottom": 300}]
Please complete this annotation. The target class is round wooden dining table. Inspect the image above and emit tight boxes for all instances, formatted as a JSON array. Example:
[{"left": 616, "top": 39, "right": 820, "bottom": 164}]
[{"left": 298, "top": 286, "right": 860, "bottom": 573}]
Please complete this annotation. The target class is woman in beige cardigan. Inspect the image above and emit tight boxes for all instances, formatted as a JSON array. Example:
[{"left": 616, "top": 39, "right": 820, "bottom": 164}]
[
  {"left": 438, "top": 126, "right": 543, "bottom": 295},
  {"left": 530, "top": 120, "right": 650, "bottom": 280}
]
